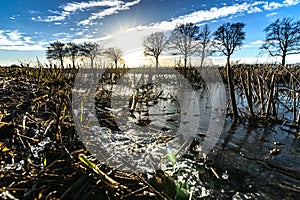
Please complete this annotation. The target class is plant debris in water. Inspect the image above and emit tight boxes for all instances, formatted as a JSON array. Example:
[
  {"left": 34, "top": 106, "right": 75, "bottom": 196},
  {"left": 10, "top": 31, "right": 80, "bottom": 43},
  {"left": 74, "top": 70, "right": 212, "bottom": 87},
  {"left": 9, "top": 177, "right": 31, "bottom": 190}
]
[
  {"left": 0, "top": 67, "right": 178, "bottom": 200},
  {"left": 1, "top": 65, "right": 300, "bottom": 200}
]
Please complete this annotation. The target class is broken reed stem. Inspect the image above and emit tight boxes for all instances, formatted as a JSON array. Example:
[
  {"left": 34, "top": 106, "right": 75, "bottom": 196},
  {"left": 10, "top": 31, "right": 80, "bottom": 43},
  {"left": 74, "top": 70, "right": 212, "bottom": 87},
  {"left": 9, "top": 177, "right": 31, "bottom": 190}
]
[
  {"left": 266, "top": 73, "right": 275, "bottom": 118},
  {"left": 247, "top": 68, "right": 254, "bottom": 116},
  {"left": 78, "top": 154, "right": 120, "bottom": 189},
  {"left": 257, "top": 75, "right": 265, "bottom": 116},
  {"left": 272, "top": 86, "right": 278, "bottom": 119},
  {"left": 54, "top": 94, "right": 63, "bottom": 143},
  {"left": 292, "top": 74, "right": 297, "bottom": 122},
  {"left": 239, "top": 69, "right": 254, "bottom": 117}
]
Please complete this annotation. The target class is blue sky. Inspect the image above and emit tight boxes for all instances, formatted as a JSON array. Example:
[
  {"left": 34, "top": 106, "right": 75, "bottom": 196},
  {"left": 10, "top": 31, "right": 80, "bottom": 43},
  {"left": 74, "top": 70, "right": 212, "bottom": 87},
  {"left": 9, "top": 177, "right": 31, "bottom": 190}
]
[{"left": 0, "top": 0, "right": 300, "bottom": 66}]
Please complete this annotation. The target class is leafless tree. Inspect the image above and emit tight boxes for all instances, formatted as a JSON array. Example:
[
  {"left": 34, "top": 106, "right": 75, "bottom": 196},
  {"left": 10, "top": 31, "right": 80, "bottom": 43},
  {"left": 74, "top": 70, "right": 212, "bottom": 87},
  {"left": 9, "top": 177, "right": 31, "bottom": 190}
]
[
  {"left": 104, "top": 47, "right": 123, "bottom": 69},
  {"left": 169, "top": 23, "right": 200, "bottom": 69},
  {"left": 80, "top": 42, "right": 102, "bottom": 68},
  {"left": 46, "top": 41, "right": 66, "bottom": 68},
  {"left": 198, "top": 24, "right": 211, "bottom": 67},
  {"left": 261, "top": 17, "right": 300, "bottom": 66},
  {"left": 65, "top": 42, "right": 80, "bottom": 68},
  {"left": 213, "top": 22, "right": 246, "bottom": 125},
  {"left": 143, "top": 32, "right": 168, "bottom": 69}
]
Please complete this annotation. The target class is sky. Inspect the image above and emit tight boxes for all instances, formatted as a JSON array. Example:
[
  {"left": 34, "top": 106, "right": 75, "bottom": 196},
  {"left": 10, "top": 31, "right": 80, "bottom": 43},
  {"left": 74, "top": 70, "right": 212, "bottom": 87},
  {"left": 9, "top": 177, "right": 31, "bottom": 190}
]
[{"left": 0, "top": 0, "right": 300, "bottom": 67}]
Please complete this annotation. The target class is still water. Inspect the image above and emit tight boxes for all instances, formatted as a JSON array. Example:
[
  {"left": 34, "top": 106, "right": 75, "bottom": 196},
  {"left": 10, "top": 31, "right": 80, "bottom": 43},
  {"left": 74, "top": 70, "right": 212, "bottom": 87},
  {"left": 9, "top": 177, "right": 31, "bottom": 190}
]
[{"left": 72, "top": 69, "right": 300, "bottom": 199}]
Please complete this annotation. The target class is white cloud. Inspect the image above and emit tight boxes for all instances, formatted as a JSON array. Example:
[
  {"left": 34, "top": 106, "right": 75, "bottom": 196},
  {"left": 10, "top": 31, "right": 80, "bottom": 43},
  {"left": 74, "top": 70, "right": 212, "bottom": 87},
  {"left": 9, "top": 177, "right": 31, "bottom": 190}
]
[
  {"left": 24, "top": 37, "right": 34, "bottom": 43},
  {"left": 251, "top": 40, "right": 265, "bottom": 45},
  {"left": 52, "top": 32, "right": 69, "bottom": 38},
  {"left": 71, "top": 34, "right": 113, "bottom": 44},
  {"left": 136, "top": 2, "right": 261, "bottom": 31},
  {"left": 0, "top": 45, "right": 46, "bottom": 51},
  {"left": 62, "top": 0, "right": 121, "bottom": 12},
  {"left": 33, "top": 0, "right": 141, "bottom": 25},
  {"left": 43, "top": 15, "right": 67, "bottom": 22},
  {"left": 130, "top": 0, "right": 299, "bottom": 32},
  {"left": 33, "top": 12, "right": 69, "bottom": 22},
  {"left": 266, "top": 12, "right": 278, "bottom": 17},
  {"left": 263, "top": 2, "right": 283, "bottom": 10},
  {"left": 0, "top": 30, "right": 24, "bottom": 46},
  {"left": 262, "top": 0, "right": 300, "bottom": 10},
  {"left": 7, "top": 30, "right": 23, "bottom": 41},
  {"left": 247, "top": 6, "right": 263, "bottom": 13},
  {"left": 252, "top": 1, "right": 266, "bottom": 6},
  {"left": 283, "top": 0, "right": 300, "bottom": 6},
  {"left": 0, "top": 30, "right": 46, "bottom": 51},
  {"left": 39, "top": 41, "right": 49, "bottom": 46},
  {"left": 77, "top": 0, "right": 141, "bottom": 26}
]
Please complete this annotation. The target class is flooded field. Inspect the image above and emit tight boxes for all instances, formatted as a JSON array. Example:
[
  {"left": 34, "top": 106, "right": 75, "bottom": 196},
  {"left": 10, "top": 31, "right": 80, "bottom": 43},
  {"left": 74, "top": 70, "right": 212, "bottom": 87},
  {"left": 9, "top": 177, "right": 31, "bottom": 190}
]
[
  {"left": 72, "top": 67, "right": 300, "bottom": 199},
  {"left": 1, "top": 66, "right": 300, "bottom": 199}
]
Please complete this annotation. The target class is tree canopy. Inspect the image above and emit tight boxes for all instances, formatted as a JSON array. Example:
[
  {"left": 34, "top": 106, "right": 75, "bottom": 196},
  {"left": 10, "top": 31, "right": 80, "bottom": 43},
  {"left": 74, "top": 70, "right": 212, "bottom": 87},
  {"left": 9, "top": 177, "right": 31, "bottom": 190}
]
[
  {"left": 261, "top": 17, "right": 300, "bottom": 66},
  {"left": 169, "top": 23, "right": 200, "bottom": 68},
  {"left": 80, "top": 42, "right": 102, "bottom": 68},
  {"left": 143, "top": 32, "right": 168, "bottom": 70},
  {"left": 104, "top": 47, "right": 123, "bottom": 69},
  {"left": 46, "top": 41, "right": 66, "bottom": 68},
  {"left": 65, "top": 42, "right": 81, "bottom": 68},
  {"left": 198, "top": 24, "right": 211, "bottom": 67},
  {"left": 213, "top": 22, "right": 246, "bottom": 124}
]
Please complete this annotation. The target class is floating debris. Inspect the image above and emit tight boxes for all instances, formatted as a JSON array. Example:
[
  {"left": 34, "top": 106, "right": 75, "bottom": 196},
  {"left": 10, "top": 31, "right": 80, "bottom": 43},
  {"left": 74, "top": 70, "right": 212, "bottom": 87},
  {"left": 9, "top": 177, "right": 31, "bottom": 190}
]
[{"left": 269, "top": 148, "right": 281, "bottom": 155}]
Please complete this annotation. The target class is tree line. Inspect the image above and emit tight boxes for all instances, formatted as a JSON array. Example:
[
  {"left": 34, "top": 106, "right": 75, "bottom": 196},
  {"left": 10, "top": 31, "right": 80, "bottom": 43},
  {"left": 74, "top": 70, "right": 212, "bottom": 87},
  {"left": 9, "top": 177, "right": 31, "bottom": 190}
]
[
  {"left": 46, "top": 17, "right": 300, "bottom": 71},
  {"left": 143, "top": 17, "right": 300, "bottom": 125},
  {"left": 45, "top": 17, "right": 300, "bottom": 126},
  {"left": 143, "top": 17, "right": 300, "bottom": 69},
  {"left": 46, "top": 42, "right": 123, "bottom": 69}
]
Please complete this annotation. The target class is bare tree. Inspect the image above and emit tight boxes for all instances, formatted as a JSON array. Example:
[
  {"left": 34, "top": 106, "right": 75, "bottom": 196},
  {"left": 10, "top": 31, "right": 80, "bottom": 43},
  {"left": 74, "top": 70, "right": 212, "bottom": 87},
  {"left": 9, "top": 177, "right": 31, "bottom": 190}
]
[
  {"left": 143, "top": 32, "right": 168, "bottom": 70},
  {"left": 65, "top": 42, "right": 80, "bottom": 68},
  {"left": 80, "top": 42, "right": 102, "bottom": 68},
  {"left": 104, "top": 47, "right": 123, "bottom": 69},
  {"left": 46, "top": 41, "right": 66, "bottom": 68},
  {"left": 261, "top": 17, "right": 300, "bottom": 66},
  {"left": 198, "top": 24, "right": 211, "bottom": 67},
  {"left": 213, "top": 22, "right": 246, "bottom": 125},
  {"left": 169, "top": 23, "right": 200, "bottom": 69}
]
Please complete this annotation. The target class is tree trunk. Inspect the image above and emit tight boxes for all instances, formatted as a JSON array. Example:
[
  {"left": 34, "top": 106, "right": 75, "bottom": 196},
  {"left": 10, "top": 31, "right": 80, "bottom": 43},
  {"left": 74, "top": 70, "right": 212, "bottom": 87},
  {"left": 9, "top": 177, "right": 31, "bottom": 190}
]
[
  {"left": 155, "top": 56, "right": 159, "bottom": 70},
  {"left": 90, "top": 58, "right": 94, "bottom": 69},
  {"left": 282, "top": 52, "right": 286, "bottom": 67},
  {"left": 60, "top": 58, "right": 64, "bottom": 69},
  {"left": 72, "top": 59, "right": 76, "bottom": 69},
  {"left": 226, "top": 56, "right": 239, "bottom": 125},
  {"left": 115, "top": 60, "right": 118, "bottom": 69},
  {"left": 200, "top": 49, "right": 205, "bottom": 67}
]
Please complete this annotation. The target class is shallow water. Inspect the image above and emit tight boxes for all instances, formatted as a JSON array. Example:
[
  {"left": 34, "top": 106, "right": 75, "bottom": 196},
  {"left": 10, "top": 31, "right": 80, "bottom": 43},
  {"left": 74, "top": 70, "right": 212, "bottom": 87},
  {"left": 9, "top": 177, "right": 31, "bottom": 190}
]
[
  {"left": 72, "top": 70, "right": 300, "bottom": 199},
  {"left": 208, "top": 119, "right": 300, "bottom": 199}
]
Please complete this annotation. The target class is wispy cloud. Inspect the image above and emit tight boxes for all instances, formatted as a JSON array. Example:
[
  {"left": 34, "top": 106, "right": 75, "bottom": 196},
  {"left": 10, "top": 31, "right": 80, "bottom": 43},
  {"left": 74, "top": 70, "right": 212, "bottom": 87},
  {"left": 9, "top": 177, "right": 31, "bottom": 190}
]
[
  {"left": 266, "top": 12, "right": 278, "bottom": 17},
  {"left": 32, "top": 11, "right": 69, "bottom": 22},
  {"left": 62, "top": 0, "right": 121, "bottom": 12},
  {"left": 133, "top": 0, "right": 300, "bottom": 31},
  {"left": 136, "top": 2, "right": 259, "bottom": 30},
  {"left": 72, "top": 34, "right": 113, "bottom": 44},
  {"left": 251, "top": 40, "right": 265, "bottom": 45},
  {"left": 283, "top": 0, "right": 300, "bottom": 6},
  {"left": 263, "top": 0, "right": 300, "bottom": 10},
  {"left": 77, "top": 0, "right": 141, "bottom": 25},
  {"left": 32, "top": 0, "right": 141, "bottom": 25},
  {"left": 0, "top": 30, "right": 45, "bottom": 50},
  {"left": 263, "top": 2, "right": 283, "bottom": 10}
]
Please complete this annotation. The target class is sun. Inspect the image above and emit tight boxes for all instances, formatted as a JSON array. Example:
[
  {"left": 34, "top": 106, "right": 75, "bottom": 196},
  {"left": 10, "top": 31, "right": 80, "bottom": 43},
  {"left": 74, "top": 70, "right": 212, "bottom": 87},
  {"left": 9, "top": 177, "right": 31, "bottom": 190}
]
[
  {"left": 123, "top": 49, "right": 148, "bottom": 67},
  {"left": 102, "top": 26, "right": 167, "bottom": 67}
]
